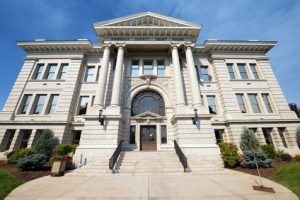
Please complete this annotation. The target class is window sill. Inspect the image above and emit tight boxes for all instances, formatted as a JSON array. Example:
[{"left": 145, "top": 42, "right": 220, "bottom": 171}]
[{"left": 229, "top": 79, "right": 267, "bottom": 82}]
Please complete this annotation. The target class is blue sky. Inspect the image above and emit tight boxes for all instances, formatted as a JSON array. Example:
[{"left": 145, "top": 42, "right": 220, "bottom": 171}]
[{"left": 0, "top": 0, "right": 300, "bottom": 110}]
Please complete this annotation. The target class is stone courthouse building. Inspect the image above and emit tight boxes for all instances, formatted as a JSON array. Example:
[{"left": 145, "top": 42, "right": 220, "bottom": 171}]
[{"left": 0, "top": 12, "right": 299, "bottom": 172}]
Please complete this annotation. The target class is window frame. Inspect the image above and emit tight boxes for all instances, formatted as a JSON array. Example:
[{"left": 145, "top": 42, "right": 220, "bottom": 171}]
[
  {"left": 227, "top": 63, "right": 236, "bottom": 80},
  {"left": 46, "top": 94, "right": 59, "bottom": 115},
  {"left": 236, "top": 94, "right": 247, "bottom": 113},
  {"left": 32, "top": 94, "right": 47, "bottom": 115},
  {"left": 57, "top": 63, "right": 68, "bottom": 80},
  {"left": 200, "top": 65, "right": 211, "bottom": 81},
  {"left": 45, "top": 64, "right": 58, "bottom": 80},
  {"left": 143, "top": 60, "right": 153, "bottom": 75},
  {"left": 78, "top": 96, "right": 89, "bottom": 115},
  {"left": 237, "top": 63, "right": 249, "bottom": 80},
  {"left": 33, "top": 63, "right": 45, "bottom": 80},
  {"left": 131, "top": 60, "right": 140, "bottom": 77},
  {"left": 207, "top": 95, "right": 217, "bottom": 114},
  {"left": 248, "top": 94, "right": 261, "bottom": 113},
  {"left": 85, "top": 66, "right": 96, "bottom": 82},
  {"left": 19, "top": 94, "right": 32, "bottom": 114},
  {"left": 157, "top": 60, "right": 165, "bottom": 76},
  {"left": 261, "top": 93, "right": 273, "bottom": 113},
  {"left": 249, "top": 63, "right": 259, "bottom": 79}
]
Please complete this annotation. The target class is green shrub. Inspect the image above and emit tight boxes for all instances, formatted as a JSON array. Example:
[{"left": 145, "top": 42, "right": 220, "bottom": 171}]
[
  {"left": 281, "top": 153, "right": 292, "bottom": 161},
  {"left": 6, "top": 151, "right": 16, "bottom": 160},
  {"left": 261, "top": 144, "right": 276, "bottom": 159},
  {"left": 219, "top": 142, "right": 240, "bottom": 168},
  {"left": 295, "top": 154, "right": 300, "bottom": 161},
  {"left": 241, "top": 151, "right": 272, "bottom": 168},
  {"left": 16, "top": 154, "right": 47, "bottom": 170},
  {"left": 240, "top": 127, "right": 260, "bottom": 153},
  {"left": 296, "top": 126, "right": 300, "bottom": 148},
  {"left": 32, "top": 129, "right": 54, "bottom": 159},
  {"left": 54, "top": 144, "right": 77, "bottom": 156},
  {"left": 8, "top": 148, "right": 34, "bottom": 164},
  {"left": 276, "top": 149, "right": 285, "bottom": 159}
]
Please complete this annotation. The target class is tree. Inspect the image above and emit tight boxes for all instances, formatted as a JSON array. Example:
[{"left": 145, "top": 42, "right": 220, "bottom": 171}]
[
  {"left": 32, "top": 129, "right": 55, "bottom": 159},
  {"left": 296, "top": 126, "right": 300, "bottom": 149},
  {"left": 289, "top": 103, "right": 300, "bottom": 118},
  {"left": 240, "top": 127, "right": 260, "bottom": 153}
]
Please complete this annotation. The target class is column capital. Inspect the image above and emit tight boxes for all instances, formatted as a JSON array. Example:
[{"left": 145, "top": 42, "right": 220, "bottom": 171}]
[
  {"left": 184, "top": 42, "right": 195, "bottom": 50},
  {"left": 170, "top": 42, "right": 182, "bottom": 49},
  {"left": 102, "top": 42, "right": 112, "bottom": 49},
  {"left": 115, "top": 42, "right": 126, "bottom": 49}
]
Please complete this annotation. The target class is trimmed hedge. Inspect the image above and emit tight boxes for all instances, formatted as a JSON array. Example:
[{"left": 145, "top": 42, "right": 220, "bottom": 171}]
[{"left": 54, "top": 144, "right": 77, "bottom": 156}]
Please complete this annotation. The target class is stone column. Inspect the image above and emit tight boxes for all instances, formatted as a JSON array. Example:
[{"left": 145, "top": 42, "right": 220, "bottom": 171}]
[
  {"left": 110, "top": 43, "right": 125, "bottom": 106},
  {"left": 94, "top": 44, "right": 111, "bottom": 108},
  {"left": 184, "top": 43, "right": 202, "bottom": 107},
  {"left": 170, "top": 43, "right": 185, "bottom": 106}
]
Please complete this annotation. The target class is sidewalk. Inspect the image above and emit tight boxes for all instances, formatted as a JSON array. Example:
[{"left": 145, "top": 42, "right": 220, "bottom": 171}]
[{"left": 6, "top": 169, "right": 298, "bottom": 200}]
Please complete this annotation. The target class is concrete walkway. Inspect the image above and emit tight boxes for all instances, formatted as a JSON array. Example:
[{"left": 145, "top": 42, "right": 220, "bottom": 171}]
[{"left": 6, "top": 170, "right": 298, "bottom": 200}]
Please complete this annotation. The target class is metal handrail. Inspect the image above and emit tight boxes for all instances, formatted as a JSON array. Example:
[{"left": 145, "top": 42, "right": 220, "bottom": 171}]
[
  {"left": 174, "top": 140, "right": 191, "bottom": 172},
  {"left": 109, "top": 140, "right": 123, "bottom": 170}
]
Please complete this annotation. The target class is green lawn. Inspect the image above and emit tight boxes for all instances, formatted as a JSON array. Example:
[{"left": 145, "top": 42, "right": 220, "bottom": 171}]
[
  {"left": 270, "top": 162, "right": 300, "bottom": 198},
  {"left": 0, "top": 169, "right": 23, "bottom": 200}
]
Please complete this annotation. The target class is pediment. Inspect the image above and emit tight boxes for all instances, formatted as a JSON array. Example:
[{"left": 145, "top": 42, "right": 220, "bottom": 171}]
[
  {"left": 94, "top": 12, "right": 200, "bottom": 28},
  {"left": 131, "top": 111, "right": 164, "bottom": 119}
]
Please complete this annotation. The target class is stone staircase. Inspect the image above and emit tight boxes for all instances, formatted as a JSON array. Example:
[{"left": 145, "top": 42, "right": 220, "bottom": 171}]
[
  {"left": 66, "top": 150, "right": 224, "bottom": 176},
  {"left": 118, "top": 151, "right": 184, "bottom": 174}
]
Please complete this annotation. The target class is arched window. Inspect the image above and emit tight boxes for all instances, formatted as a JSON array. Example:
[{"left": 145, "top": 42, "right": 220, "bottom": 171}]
[{"left": 131, "top": 90, "right": 165, "bottom": 116}]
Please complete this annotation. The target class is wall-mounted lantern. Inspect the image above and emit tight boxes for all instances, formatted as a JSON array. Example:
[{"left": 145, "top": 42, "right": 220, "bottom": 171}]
[
  {"left": 98, "top": 109, "right": 104, "bottom": 125},
  {"left": 192, "top": 108, "right": 198, "bottom": 125}
]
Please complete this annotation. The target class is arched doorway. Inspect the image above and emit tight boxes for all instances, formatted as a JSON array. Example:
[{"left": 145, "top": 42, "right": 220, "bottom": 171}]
[{"left": 130, "top": 90, "right": 166, "bottom": 151}]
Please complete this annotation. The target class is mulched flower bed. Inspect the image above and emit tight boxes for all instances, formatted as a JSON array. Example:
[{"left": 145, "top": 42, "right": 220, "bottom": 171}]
[
  {"left": 0, "top": 161, "right": 51, "bottom": 182},
  {"left": 231, "top": 159, "right": 298, "bottom": 178}
]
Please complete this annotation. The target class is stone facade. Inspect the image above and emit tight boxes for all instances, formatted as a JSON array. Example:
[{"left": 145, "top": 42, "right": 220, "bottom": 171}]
[{"left": 0, "top": 12, "right": 299, "bottom": 163}]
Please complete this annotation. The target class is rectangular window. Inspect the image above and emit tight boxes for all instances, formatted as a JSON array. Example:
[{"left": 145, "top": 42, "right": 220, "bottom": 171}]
[
  {"left": 47, "top": 94, "right": 59, "bottom": 114},
  {"left": 20, "top": 130, "right": 31, "bottom": 149},
  {"left": 236, "top": 94, "right": 247, "bottom": 113},
  {"left": 131, "top": 60, "right": 139, "bottom": 77},
  {"left": 200, "top": 66, "right": 211, "bottom": 81},
  {"left": 278, "top": 128, "right": 288, "bottom": 148},
  {"left": 250, "top": 63, "right": 259, "bottom": 79},
  {"left": 73, "top": 130, "right": 82, "bottom": 145},
  {"left": 45, "top": 64, "right": 57, "bottom": 80},
  {"left": 157, "top": 60, "right": 165, "bottom": 76},
  {"left": 262, "top": 128, "right": 273, "bottom": 145},
  {"left": 214, "top": 130, "right": 223, "bottom": 144},
  {"left": 20, "top": 94, "right": 32, "bottom": 114},
  {"left": 262, "top": 94, "right": 273, "bottom": 113},
  {"left": 33, "top": 95, "right": 47, "bottom": 114},
  {"left": 129, "top": 126, "right": 136, "bottom": 144},
  {"left": 237, "top": 63, "right": 248, "bottom": 79},
  {"left": 0, "top": 129, "right": 15, "bottom": 152},
  {"left": 85, "top": 66, "right": 95, "bottom": 81},
  {"left": 78, "top": 96, "right": 89, "bottom": 115},
  {"left": 207, "top": 95, "right": 217, "bottom": 114},
  {"left": 58, "top": 63, "right": 68, "bottom": 80},
  {"left": 143, "top": 60, "right": 153, "bottom": 75},
  {"left": 248, "top": 94, "right": 261, "bottom": 113},
  {"left": 161, "top": 125, "right": 167, "bottom": 144},
  {"left": 227, "top": 63, "right": 236, "bottom": 80},
  {"left": 33, "top": 64, "right": 44, "bottom": 80}
]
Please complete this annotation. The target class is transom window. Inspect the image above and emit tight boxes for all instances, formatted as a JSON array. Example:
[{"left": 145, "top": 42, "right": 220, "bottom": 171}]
[
  {"left": 157, "top": 60, "right": 165, "bottom": 76},
  {"left": 143, "top": 60, "right": 153, "bottom": 75},
  {"left": 131, "top": 90, "right": 165, "bottom": 116}
]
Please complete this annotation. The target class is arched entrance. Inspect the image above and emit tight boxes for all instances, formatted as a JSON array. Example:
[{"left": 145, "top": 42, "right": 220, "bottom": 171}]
[{"left": 130, "top": 90, "right": 166, "bottom": 151}]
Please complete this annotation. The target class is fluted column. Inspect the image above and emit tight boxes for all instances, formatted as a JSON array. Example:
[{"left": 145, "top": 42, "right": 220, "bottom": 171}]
[
  {"left": 171, "top": 43, "right": 185, "bottom": 106},
  {"left": 94, "top": 44, "right": 111, "bottom": 108},
  {"left": 185, "top": 43, "right": 202, "bottom": 107},
  {"left": 110, "top": 43, "right": 125, "bottom": 106}
]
